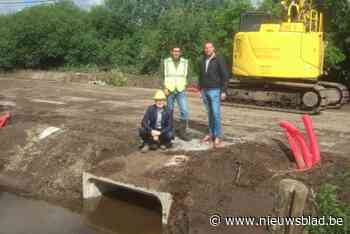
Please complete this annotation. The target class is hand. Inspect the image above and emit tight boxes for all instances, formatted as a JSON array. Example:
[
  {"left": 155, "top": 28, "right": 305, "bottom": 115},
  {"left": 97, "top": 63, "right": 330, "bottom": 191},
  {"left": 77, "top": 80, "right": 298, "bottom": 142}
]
[
  {"left": 164, "top": 89, "right": 170, "bottom": 96},
  {"left": 221, "top": 92, "right": 227, "bottom": 101},
  {"left": 151, "top": 130, "right": 161, "bottom": 137},
  {"left": 153, "top": 135, "right": 159, "bottom": 141}
]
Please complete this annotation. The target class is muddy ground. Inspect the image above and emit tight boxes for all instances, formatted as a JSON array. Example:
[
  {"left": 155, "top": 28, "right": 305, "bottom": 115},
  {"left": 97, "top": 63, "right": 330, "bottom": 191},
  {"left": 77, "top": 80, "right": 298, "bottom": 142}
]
[{"left": 0, "top": 71, "right": 349, "bottom": 234}]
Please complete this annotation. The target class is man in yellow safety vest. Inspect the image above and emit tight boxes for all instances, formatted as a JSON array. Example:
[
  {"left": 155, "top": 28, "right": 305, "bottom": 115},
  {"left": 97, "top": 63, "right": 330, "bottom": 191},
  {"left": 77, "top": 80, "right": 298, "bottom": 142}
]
[{"left": 161, "top": 47, "right": 191, "bottom": 141}]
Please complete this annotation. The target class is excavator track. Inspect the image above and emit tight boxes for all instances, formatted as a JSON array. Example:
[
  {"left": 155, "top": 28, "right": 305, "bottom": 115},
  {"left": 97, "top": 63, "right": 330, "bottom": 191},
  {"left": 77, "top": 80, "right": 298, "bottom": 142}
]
[
  {"left": 225, "top": 79, "right": 328, "bottom": 114},
  {"left": 318, "top": 81, "right": 349, "bottom": 108}
]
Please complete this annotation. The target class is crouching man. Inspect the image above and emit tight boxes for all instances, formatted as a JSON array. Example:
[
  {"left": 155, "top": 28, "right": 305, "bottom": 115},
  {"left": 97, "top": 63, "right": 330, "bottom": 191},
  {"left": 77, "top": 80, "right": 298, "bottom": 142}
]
[{"left": 139, "top": 90, "right": 173, "bottom": 152}]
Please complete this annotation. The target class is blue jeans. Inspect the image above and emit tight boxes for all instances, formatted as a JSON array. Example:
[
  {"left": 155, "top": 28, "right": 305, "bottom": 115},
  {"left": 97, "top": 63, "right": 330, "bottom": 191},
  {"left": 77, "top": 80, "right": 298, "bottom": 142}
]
[
  {"left": 167, "top": 91, "right": 189, "bottom": 121},
  {"left": 201, "top": 88, "right": 222, "bottom": 138}
]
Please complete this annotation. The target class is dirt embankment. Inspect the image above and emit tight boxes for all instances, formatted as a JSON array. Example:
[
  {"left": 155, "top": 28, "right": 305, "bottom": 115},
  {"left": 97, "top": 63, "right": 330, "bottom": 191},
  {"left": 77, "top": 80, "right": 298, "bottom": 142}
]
[
  {"left": 152, "top": 143, "right": 349, "bottom": 234},
  {"left": 0, "top": 119, "right": 138, "bottom": 207}
]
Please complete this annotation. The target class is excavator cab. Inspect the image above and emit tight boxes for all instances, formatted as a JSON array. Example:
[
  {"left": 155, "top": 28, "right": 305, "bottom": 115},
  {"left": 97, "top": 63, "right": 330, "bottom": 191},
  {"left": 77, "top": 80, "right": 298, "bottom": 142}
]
[{"left": 239, "top": 12, "right": 272, "bottom": 32}]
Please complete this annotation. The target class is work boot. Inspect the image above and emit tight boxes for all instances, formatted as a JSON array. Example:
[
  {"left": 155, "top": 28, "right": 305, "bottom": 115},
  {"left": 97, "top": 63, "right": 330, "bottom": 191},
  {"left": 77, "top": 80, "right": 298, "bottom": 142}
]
[
  {"left": 150, "top": 143, "right": 159, "bottom": 151},
  {"left": 165, "top": 142, "right": 173, "bottom": 149},
  {"left": 177, "top": 120, "right": 191, "bottom": 142},
  {"left": 140, "top": 144, "right": 150, "bottom": 153}
]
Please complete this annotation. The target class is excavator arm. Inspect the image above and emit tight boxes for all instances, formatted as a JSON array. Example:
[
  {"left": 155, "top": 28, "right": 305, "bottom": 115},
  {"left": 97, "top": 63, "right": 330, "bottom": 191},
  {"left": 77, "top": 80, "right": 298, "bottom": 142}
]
[{"left": 281, "top": 0, "right": 322, "bottom": 32}]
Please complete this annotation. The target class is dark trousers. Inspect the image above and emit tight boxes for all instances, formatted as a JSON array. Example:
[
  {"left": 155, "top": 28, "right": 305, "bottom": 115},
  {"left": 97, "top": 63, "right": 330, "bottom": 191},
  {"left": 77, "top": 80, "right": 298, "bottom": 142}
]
[{"left": 139, "top": 128, "right": 173, "bottom": 145}]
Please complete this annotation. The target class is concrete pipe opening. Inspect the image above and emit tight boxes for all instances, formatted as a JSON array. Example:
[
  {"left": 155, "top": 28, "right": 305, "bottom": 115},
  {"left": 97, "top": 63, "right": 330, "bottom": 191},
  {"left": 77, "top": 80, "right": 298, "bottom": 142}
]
[{"left": 82, "top": 172, "right": 173, "bottom": 232}]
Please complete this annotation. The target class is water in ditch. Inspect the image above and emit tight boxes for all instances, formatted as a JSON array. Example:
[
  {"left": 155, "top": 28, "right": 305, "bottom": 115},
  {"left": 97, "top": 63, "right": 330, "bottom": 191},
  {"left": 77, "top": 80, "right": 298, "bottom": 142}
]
[{"left": 0, "top": 189, "right": 162, "bottom": 234}]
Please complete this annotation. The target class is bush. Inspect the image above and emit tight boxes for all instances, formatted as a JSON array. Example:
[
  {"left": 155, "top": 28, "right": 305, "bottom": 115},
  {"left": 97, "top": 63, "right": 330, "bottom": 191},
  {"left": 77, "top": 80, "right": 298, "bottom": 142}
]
[
  {"left": 0, "top": 1, "right": 102, "bottom": 70},
  {"left": 307, "top": 184, "right": 350, "bottom": 234},
  {"left": 103, "top": 69, "right": 128, "bottom": 87}
]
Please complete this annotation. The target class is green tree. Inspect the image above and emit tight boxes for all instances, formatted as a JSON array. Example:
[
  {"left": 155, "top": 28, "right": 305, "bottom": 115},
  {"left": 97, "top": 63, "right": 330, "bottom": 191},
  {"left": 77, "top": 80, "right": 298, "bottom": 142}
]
[
  {"left": 4, "top": 1, "right": 101, "bottom": 68},
  {"left": 0, "top": 15, "right": 16, "bottom": 69},
  {"left": 0, "top": 0, "right": 253, "bottom": 73},
  {"left": 315, "top": 0, "right": 350, "bottom": 84}
]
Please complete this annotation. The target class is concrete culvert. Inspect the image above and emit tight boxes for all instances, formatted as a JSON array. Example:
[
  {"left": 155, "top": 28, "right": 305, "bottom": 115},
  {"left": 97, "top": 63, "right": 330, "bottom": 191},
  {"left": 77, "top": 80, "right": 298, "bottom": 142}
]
[{"left": 83, "top": 173, "right": 173, "bottom": 232}]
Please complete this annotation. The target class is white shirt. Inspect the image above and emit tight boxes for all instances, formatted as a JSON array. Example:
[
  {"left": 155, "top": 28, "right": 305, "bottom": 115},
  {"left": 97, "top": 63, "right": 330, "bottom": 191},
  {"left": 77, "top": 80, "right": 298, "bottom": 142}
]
[
  {"left": 155, "top": 108, "right": 163, "bottom": 129},
  {"left": 205, "top": 54, "right": 215, "bottom": 72}
]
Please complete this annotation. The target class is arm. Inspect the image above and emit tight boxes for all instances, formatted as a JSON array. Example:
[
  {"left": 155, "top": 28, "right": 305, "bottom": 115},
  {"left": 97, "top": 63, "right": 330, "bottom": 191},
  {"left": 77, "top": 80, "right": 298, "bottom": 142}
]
[
  {"left": 161, "top": 59, "right": 171, "bottom": 96},
  {"left": 197, "top": 57, "right": 203, "bottom": 89},
  {"left": 218, "top": 55, "right": 230, "bottom": 93},
  {"left": 141, "top": 107, "right": 152, "bottom": 133},
  {"left": 187, "top": 60, "right": 192, "bottom": 84},
  {"left": 160, "top": 59, "right": 165, "bottom": 89}
]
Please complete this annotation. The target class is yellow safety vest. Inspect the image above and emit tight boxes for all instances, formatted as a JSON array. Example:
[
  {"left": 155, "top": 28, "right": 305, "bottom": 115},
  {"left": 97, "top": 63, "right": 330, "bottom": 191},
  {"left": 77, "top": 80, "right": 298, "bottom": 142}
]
[{"left": 164, "top": 57, "right": 188, "bottom": 92}]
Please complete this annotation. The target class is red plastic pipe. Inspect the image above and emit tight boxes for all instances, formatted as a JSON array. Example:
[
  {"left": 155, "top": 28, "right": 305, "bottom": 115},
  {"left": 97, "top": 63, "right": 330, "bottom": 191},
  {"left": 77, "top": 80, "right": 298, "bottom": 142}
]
[
  {"left": 0, "top": 112, "right": 10, "bottom": 128},
  {"left": 302, "top": 114, "right": 320, "bottom": 164},
  {"left": 280, "top": 121, "right": 306, "bottom": 169},
  {"left": 286, "top": 131, "right": 306, "bottom": 169},
  {"left": 295, "top": 133, "right": 313, "bottom": 168}
]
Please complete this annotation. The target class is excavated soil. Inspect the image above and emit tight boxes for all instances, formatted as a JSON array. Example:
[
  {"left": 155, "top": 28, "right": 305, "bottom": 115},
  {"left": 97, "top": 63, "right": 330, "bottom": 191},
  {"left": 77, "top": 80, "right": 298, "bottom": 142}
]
[
  {"left": 0, "top": 118, "right": 138, "bottom": 206},
  {"left": 0, "top": 72, "right": 350, "bottom": 234},
  {"left": 149, "top": 144, "right": 349, "bottom": 234}
]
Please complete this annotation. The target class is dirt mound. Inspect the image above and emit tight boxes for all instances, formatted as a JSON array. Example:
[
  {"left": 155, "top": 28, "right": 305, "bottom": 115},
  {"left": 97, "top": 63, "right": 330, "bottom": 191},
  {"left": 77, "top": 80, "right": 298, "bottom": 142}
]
[
  {"left": 144, "top": 143, "right": 350, "bottom": 234},
  {"left": 0, "top": 115, "right": 139, "bottom": 206}
]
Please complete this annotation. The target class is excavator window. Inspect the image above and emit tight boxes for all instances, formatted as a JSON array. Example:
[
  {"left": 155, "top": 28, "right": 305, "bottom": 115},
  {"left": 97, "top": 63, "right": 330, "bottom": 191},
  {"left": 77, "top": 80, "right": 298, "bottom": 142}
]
[{"left": 239, "top": 12, "right": 272, "bottom": 32}]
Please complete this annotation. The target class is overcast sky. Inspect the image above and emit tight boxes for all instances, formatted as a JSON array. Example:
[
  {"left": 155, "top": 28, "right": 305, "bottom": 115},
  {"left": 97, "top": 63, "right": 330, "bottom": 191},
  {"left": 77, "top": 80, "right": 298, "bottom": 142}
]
[
  {"left": 0, "top": 0, "right": 259, "bottom": 15},
  {"left": 0, "top": 0, "right": 105, "bottom": 14},
  {"left": 72, "top": 0, "right": 104, "bottom": 9}
]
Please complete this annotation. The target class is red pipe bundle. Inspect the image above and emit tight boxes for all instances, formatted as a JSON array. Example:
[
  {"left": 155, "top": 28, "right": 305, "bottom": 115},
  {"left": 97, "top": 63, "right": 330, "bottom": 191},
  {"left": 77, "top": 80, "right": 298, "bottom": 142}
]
[{"left": 279, "top": 114, "right": 320, "bottom": 170}]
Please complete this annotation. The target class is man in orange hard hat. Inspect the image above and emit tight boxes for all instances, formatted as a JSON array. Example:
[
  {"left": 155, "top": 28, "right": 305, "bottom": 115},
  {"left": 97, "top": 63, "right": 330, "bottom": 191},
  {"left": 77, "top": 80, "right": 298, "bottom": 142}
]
[{"left": 139, "top": 90, "right": 173, "bottom": 152}]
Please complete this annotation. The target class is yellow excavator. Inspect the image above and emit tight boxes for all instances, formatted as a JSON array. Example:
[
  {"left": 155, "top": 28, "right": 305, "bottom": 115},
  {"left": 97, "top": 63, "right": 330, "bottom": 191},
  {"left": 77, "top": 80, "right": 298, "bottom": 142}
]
[{"left": 228, "top": 0, "right": 349, "bottom": 114}]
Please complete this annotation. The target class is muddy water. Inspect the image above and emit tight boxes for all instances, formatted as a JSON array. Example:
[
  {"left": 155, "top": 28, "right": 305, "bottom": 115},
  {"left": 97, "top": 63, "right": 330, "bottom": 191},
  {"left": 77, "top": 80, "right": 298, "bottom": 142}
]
[
  {"left": 0, "top": 190, "right": 162, "bottom": 234},
  {"left": 84, "top": 190, "right": 162, "bottom": 234}
]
